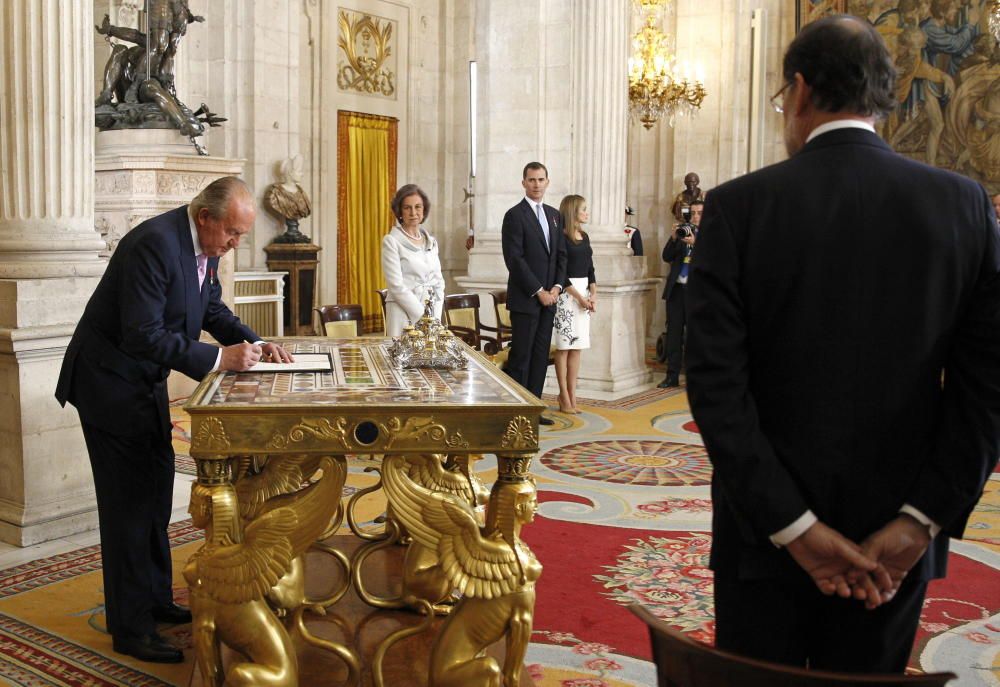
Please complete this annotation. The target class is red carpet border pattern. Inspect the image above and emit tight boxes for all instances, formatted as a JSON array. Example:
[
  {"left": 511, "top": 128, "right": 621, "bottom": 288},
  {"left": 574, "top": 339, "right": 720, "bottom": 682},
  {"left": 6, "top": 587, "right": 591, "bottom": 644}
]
[{"left": 0, "top": 614, "right": 174, "bottom": 687}]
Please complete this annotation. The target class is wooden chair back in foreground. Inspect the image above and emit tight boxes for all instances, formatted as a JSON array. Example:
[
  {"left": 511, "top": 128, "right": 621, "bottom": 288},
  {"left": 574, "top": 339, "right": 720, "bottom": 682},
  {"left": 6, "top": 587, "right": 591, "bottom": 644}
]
[
  {"left": 484, "top": 289, "right": 514, "bottom": 355},
  {"left": 375, "top": 289, "right": 388, "bottom": 335},
  {"left": 628, "top": 604, "right": 955, "bottom": 687},
  {"left": 484, "top": 289, "right": 556, "bottom": 368},
  {"left": 314, "top": 304, "right": 363, "bottom": 338},
  {"left": 442, "top": 293, "right": 492, "bottom": 350}
]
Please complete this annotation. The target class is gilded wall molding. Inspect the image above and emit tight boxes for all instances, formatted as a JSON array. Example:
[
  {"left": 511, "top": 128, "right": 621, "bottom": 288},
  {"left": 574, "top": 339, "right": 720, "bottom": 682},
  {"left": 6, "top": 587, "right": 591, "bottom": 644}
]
[{"left": 336, "top": 9, "right": 396, "bottom": 98}]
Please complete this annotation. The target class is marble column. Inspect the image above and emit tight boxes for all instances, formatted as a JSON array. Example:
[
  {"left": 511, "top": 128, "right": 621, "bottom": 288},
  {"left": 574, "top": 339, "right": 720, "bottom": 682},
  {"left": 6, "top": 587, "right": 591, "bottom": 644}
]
[
  {"left": 563, "top": 0, "right": 657, "bottom": 398},
  {"left": 0, "top": 1, "right": 108, "bottom": 544}
]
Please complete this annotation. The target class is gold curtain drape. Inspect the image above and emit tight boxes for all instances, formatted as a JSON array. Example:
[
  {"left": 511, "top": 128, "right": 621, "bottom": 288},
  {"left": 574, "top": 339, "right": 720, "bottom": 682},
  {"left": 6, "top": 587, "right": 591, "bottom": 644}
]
[{"left": 337, "top": 111, "right": 398, "bottom": 333}]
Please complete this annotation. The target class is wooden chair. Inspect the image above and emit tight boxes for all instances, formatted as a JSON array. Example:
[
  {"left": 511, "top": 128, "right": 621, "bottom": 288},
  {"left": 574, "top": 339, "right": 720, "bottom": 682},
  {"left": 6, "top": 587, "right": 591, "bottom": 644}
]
[
  {"left": 486, "top": 289, "right": 556, "bottom": 368},
  {"left": 484, "top": 289, "right": 514, "bottom": 355},
  {"left": 628, "top": 604, "right": 955, "bottom": 687},
  {"left": 314, "top": 304, "right": 363, "bottom": 338},
  {"left": 442, "top": 293, "right": 496, "bottom": 351},
  {"left": 375, "top": 289, "right": 388, "bottom": 335}
]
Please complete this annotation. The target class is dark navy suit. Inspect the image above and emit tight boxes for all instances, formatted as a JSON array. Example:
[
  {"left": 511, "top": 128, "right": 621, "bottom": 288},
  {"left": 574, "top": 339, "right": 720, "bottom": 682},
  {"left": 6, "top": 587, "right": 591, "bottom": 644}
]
[
  {"left": 686, "top": 128, "right": 1000, "bottom": 671},
  {"left": 56, "top": 205, "right": 258, "bottom": 640},
  {"left": 501, "top": 198, "right": 567, "bottom": 397}
]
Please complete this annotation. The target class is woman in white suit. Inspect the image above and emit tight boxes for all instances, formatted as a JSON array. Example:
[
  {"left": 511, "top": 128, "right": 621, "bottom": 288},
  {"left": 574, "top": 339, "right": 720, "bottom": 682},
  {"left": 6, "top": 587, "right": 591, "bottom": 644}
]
[{"left": 381, "top": 184, "right": 446, "bottom": 336}]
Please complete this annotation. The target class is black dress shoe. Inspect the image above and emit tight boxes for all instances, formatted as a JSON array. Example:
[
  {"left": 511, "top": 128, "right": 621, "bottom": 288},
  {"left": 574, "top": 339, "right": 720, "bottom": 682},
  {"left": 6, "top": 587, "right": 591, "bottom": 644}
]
[
  {"left": 113, "top": 633, "right": 183, "bottom": 663},
  {"left": 151, "top": 602, "right": 192, "bottom": 624},
  {"left": 539, "top": 415, "right": 555, "bottom": 426},
  {"left": 658, "top": 375, "right": 680, "bottom": 389}
]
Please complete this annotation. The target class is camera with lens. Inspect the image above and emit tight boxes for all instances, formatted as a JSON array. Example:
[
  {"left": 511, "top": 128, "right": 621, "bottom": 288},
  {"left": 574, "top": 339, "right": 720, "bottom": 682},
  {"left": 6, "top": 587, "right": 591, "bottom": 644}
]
[{"left": 674, "top": 223, "right": 694, "bottom": 239}]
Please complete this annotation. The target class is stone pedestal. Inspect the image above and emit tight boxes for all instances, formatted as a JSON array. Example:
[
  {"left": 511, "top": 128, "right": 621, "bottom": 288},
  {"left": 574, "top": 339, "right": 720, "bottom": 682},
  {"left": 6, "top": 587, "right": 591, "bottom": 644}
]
[
  {"left": 95, "top": 129, "right": 246, "bottom": 309},
  {"left": 264, "top": 243, "right": 322, "bottom": 335}
]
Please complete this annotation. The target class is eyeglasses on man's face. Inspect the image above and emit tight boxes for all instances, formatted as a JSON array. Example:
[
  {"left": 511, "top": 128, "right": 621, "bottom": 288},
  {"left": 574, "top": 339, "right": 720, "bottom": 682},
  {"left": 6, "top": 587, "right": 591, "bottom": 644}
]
[{"left": 770, "top": 82, "right": 792, "bottom": 113}]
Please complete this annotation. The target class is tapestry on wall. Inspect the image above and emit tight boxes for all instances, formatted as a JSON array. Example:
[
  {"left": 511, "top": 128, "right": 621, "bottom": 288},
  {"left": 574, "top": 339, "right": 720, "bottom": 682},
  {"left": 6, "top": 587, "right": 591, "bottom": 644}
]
[{"left": 797, "top": 0, "right": 999, "bottom": 193}]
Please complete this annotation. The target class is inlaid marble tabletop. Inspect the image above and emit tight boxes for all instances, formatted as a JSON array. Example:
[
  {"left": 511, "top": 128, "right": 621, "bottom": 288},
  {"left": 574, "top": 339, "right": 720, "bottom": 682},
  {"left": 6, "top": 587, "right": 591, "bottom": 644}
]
[{"left": 183, "top": 338, "right": 545, "bottom": 458}]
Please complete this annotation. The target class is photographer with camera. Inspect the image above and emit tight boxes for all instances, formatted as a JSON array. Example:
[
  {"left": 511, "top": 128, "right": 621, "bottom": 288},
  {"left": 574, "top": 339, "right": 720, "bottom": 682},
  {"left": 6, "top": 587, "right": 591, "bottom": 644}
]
[{"left": 658, "top": 199, "right": 702, "bottom": 388}]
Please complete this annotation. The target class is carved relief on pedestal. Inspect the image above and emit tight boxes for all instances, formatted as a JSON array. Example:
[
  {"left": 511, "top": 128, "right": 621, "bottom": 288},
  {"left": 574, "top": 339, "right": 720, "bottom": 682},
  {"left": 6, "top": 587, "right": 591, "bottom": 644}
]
[
  {"left": 94, "top": 215, "right": 128, "bottom": 256},
  {"left": 95, "top": 172, "right": 132, "bottom": 197},
  {"left": 157, "top": 172, "right": 214, "bottom": 197},
  {"left": 132, "top": 171, "right": 156, "bottom": 195}
]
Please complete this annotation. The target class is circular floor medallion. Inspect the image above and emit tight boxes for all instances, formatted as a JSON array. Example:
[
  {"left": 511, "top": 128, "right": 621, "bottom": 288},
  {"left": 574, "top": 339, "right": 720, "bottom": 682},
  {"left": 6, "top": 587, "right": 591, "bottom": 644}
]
[{"left": 541, "top": 439, "right": 710, "bottom": 486}]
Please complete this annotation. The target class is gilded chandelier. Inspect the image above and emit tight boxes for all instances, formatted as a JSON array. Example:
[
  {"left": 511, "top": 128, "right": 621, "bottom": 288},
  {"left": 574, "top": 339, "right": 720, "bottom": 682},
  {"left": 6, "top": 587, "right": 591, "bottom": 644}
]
[{"left": 628, "top": 0, "right": 706, "bottom": 129}]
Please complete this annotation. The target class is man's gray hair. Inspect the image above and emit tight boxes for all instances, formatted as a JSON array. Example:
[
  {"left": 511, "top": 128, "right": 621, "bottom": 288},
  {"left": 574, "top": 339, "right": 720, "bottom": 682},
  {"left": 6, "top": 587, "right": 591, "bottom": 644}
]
[{"left": 189, "top": 176, "right": 253, "bottom": 220}]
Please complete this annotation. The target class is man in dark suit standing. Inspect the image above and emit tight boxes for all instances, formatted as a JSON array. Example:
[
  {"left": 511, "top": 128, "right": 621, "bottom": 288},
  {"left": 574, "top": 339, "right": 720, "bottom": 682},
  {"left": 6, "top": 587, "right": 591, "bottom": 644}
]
[
  {"left": 501, "top": 162, "right": 567, "bottom": 425},
  {"left": 658, "top": 199, "right": 702, "bottom": 389},
  {"left": 55, "top": 177, "right": 293, "bottom": 663},
  {"left": 687, "top": 17, "right": 999, "bottom": 673}
]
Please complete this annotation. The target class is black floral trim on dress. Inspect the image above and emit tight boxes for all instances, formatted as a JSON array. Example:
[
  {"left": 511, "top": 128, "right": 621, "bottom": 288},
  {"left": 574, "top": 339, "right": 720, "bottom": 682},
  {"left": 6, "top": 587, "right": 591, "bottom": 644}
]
[{"left": 554, "top": 293, "right": 579, "bottom": 346}]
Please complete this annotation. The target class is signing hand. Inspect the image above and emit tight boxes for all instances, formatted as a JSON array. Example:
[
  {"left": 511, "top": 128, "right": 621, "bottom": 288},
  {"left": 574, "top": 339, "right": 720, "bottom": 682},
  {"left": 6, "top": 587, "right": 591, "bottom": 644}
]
[
  {"left": 854, "top": 515, "right": 931, "bottom": 608},
  {"left": 220, "top": 342, "right": 262, "bottom": 371},
  {"left": 260, "top": 342, "right": 295, "bottom": 363},
  {"left": 785, "top": 521, "right": 878, "bottom": 598}
]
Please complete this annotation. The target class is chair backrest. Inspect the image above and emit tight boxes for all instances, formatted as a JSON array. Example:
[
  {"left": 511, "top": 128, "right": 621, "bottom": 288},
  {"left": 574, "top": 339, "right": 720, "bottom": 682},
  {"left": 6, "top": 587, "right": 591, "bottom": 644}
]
[
  {"left": 314, "top": 304, "right": 363, "bottom": 338},
  {"left": 375, "top": 289, "right": 388, "bottom": 335},
  {"left": 628, "top": 605, "right": 955, "bottom": 687},
  {"left": 489, "top": 289, "right": 513, "bottom": 345},
  {"left": 443, "top": 293, "right": 482, "bottom": 349}
]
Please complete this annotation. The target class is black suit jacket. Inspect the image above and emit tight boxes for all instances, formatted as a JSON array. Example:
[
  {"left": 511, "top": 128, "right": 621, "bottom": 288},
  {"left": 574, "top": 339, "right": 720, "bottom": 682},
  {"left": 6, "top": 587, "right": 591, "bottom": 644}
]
[
  {"left": 686, "top": 128, "right": 1000, "bottom": 581},
  {"left": 501, "top": 199, "right": 568, "bottom": 313},
  {"left": 56, "top": 205, "right": 259, "bottom": 438},
  {"left": 661, "top": 226, "right": 696, "bottom": 301}
]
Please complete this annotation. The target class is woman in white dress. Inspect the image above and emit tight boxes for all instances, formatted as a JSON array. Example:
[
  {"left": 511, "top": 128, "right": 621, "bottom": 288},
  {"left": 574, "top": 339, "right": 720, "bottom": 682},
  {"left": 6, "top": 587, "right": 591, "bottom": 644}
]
[
  {"left": 553, "top": 194, "right": 597, "bottom": 414},
  {"left": 381, "top": 184, "right": 446, "bottom": 336}
]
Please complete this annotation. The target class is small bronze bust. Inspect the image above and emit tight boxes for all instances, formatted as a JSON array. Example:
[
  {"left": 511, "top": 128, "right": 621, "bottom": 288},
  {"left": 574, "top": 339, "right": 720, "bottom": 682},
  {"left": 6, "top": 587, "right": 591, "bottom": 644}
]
[{"left": 671, "top": 172, "right": 704, "bottom": 222}]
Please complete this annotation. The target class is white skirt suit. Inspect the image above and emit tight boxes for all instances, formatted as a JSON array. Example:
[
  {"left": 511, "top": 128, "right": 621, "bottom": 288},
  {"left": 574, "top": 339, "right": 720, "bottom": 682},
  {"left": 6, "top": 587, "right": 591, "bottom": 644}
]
[{"left": 381, "top": 226, "right": 446, "bottom": 336}]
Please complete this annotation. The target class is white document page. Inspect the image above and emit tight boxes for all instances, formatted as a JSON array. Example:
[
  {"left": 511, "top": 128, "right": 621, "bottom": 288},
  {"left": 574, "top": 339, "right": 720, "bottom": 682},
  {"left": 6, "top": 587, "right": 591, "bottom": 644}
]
[{"left": 246, "top": 352, "right": 332, "bottom": 373}]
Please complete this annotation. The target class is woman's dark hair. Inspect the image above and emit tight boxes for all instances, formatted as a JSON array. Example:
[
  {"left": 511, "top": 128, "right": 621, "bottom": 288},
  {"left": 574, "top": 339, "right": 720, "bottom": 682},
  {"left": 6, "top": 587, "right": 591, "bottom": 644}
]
[
  {"left": 390, "top": 184, "right": 431, "bottom": 225},
  {"left": 782, "top": 15, "right": 896, "bottom": 118}
]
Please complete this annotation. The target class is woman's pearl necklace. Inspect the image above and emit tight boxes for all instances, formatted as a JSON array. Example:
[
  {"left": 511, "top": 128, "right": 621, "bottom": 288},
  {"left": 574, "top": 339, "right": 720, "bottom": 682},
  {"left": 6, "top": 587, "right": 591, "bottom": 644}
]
[{"left": 402, "top": 227, "right": 422, "bottom": 241}]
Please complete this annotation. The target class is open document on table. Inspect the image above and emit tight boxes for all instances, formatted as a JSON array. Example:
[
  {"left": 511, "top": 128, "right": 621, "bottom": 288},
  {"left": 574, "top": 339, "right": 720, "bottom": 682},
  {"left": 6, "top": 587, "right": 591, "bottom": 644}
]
[{"left": 246, "top": 352, "right": 333, "bottom": 373}]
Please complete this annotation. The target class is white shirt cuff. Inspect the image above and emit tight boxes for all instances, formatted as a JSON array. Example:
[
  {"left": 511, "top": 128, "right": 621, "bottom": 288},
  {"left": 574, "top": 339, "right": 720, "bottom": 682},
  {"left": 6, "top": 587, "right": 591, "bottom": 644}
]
[
  {"left": 210, "top": 349, "right": 221, "bottom": 373},
  {"left": 770, "top": 510, "right": 818, "bottom": 547},
  {"left": 900, "top": 504, "right": 942, "bottom": 538}
]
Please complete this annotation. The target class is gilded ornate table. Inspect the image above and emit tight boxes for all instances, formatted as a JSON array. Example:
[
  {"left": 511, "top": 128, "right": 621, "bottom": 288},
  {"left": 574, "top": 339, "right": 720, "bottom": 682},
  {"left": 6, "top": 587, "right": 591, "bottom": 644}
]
[{"left": 183, "top": 338, "right": 544, "bottom": 687}]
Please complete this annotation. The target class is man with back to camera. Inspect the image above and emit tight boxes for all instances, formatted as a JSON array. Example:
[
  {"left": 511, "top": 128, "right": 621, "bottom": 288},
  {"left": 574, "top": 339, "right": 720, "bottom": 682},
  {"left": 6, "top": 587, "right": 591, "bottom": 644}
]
[
  {"left": 658, "top": 199, "right": 702, "bottom": 389},
  {"left": 500, "top": 162, "right": 568, "bottom": 425},
  {"left": 686, "top": 16, "right": 999, "bottom": 673},
  {"left": 56, "top": 176, "right": 293, "bottom": 663},
  {"left": 993, "top": 191, "right": 1000, "bottom": 226}
]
